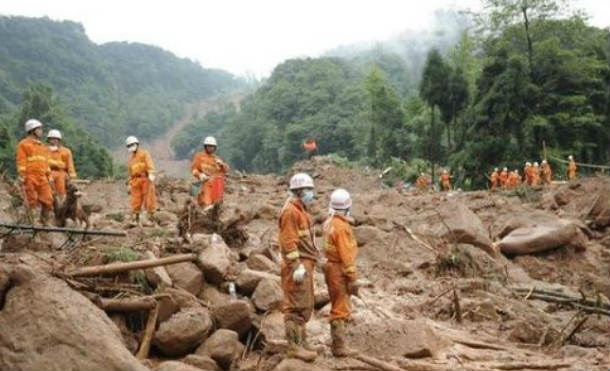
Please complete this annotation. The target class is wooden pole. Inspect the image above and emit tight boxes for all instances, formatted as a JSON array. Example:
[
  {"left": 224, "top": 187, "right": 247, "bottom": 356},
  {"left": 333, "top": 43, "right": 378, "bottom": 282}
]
[
  {"left": 100, "top": 297, "right": 156, "bottom": 312},
  {"left": 136, "top": 302, "right": 160, "bottom": 359},
  {"left": 68, "top": 253, "right": 197, "bottom": 277}
]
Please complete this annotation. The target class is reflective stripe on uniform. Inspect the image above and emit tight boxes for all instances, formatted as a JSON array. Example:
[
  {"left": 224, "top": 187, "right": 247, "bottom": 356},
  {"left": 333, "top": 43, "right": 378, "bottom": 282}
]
[{"left": 26, "top": 155, "right": 47, "bottom": 162}]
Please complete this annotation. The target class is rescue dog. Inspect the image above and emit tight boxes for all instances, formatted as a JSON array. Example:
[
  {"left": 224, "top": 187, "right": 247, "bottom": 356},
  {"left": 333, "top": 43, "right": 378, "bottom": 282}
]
[{"left": 54, "top": 183, "right": 90, "bottom": 228}]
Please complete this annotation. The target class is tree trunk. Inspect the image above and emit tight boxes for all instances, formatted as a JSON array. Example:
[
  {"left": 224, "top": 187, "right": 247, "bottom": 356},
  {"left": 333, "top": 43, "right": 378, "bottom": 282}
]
[
  {"left": 522, "top": 5, "right": 534, "bottom": 78},
  {"left": 430, "top": 107, "right": 436, "bottom": 186}
]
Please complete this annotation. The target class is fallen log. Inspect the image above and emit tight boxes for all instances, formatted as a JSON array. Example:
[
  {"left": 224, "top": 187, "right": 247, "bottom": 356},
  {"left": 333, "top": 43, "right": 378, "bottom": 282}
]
[
  {"left": 67, "top": 253, "right": 197, "bottom": 277},
  {"left": 355, "top": 354, "right": 405, "bottom": 371},
  {"left": 100, "top": 297, "right": 156, "bottom": 312},
  {"left": 512, "top": 287, "right": 610, "bottom": 310},
  {"left": 487, "top": 361, "right": 571, "bottom": 370},
  {"left": 137, "top": 302, "right": 159, "bottom": 359},
  {"left": 513, "top": 292, "right": 610, "bottom": 316},
  {"left": 0, "top": 222, "right": 126, "bottom": 237}
]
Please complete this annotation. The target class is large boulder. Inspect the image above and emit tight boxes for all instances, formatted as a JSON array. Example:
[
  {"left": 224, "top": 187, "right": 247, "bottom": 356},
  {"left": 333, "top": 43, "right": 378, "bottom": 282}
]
[
  {"left": 197, "top": 234, "right": 234, "bottom": 285},
  {"left": 497, "top": 219, "right": 587, "bottom": 255},
  {"left": 195, "top": 329, "right": 244, "bottom": 370},
  {"left": 213, "top": 300, "right": 253, "bottom": 337},
  {"left": 182, "top": 355, "right": 220, "bottom": 371},
  {"left": 247, "top": 254, "right": 279, "bottom": 273},
  {"left": 157, "top": 287, "right": 200, "bottom": 323},
  {"left": 154, "top": 361, "right": 203, "bottom": 371},
  {"left": 252, "top": 278, "right": 283, "bottom": 312},
  {"left": 235, "top": 269, "right": 280, "bottom": 296},
  {"left": 144, "top": 251, "right": 173, "bottom": 288},
  {"left": 165, "top": 262, "right": 205, "bottom": 296},
  {"left": 438, "top": 201, "right": 495, "bottom": 256},
  {"left": 0, "top": 265, "right": 147, "bottom": 371},
  {"left": 153, "top": 307, "right": 213, "bottom": 357},
  {"left": 199, "top": 282, "right": 232, "bottom": 308}
]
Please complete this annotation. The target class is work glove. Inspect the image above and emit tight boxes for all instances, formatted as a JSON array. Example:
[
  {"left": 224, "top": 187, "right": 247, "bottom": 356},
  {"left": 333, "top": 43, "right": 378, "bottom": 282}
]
[
  {"left": 292, "top": 263, "right": 306, "bottom": 284},
  {"left": 148, "top": 173, "right": 155, "bottom": 182},
  {"left": 347, "top": 280, "right": 361, "bottom": 297},
  {"left": 198, "top": 173, "right": 209, "bottom": 182}
]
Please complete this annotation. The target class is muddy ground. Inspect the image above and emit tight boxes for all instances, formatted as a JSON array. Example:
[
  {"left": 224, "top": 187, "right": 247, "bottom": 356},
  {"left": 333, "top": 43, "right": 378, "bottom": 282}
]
[{"left": 0, "top": 156, "right": 608, "bottom": 371}]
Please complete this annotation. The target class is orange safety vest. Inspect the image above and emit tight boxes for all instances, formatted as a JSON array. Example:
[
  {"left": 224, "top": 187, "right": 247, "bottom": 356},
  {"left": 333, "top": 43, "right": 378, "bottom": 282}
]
[
  {"left": 16, "top": 136, "right": 50, "bottom": 176},
  {"left": 48, "top": 146, "right": 77, "bottom": 178}
]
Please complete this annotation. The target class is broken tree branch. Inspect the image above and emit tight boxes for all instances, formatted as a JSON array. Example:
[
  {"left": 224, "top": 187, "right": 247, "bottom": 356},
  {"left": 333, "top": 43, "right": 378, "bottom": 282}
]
[
  {"left": 453, "top": 286, "right": 462, "bottom": 323},
  {"left": 486, "top": 361, "right": 571, "bottom": 370},
  {"left": 136, "top": 302, "right": 159, "bottom": 359},
  {"left": 355, "top": 354, "right": 405, "bottom": 371},
  {"left": 67, "top": 253, "right": 197, "bottom": 277},
  {"left": 100, "top": 297, "right": 156, "bottom": 312}
]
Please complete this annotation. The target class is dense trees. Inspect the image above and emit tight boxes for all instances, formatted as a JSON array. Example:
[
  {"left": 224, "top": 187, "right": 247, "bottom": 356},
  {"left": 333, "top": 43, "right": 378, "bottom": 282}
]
[
  {"left": 0, "top": 16, "right": 242, "bottom": 147},
  {"left": 173, "top": 2, "right": 608, "bottom": 189}
]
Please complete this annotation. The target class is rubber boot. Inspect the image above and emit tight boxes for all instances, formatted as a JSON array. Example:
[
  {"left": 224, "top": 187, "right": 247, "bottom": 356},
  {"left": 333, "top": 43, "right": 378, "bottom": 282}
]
[
  {"left": 40, "top": 207, "right": 52, "bottom": 226},
  {"left": 285, "top": 320, "right": 317, "bottom": 362},
  {"left": 128, "top": 213, "right": 140, "bottom": 227},
  {"left": 331, "top": 320, "right": 357, "bottom": 357},
  {"left": 300, "top": 324, "right": 323, "bottom": 353}
]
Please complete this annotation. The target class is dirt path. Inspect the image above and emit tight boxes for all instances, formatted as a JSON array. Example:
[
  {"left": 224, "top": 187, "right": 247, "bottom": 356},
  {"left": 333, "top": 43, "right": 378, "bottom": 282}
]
[{"left": 112, "top": 93, "right": 244, "bottom": 178}]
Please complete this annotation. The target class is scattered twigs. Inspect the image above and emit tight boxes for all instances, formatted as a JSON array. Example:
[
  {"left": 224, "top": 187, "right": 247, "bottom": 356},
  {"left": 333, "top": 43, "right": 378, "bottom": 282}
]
[
  {"left": 67, "top": 253, "right": 197, "bottom": 277},
  {"left": 394, "top": 222, "right": 438, "bottom": 255},
  {"left": 511, "top": 287, "right": 610, "bottom": 316},
  {"left": 136, "top": 302, "right": 160, "bottom": 359}
]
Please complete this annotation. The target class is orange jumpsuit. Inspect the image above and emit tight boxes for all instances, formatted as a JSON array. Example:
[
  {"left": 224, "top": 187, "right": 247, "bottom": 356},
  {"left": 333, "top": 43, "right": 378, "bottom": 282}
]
[
  {"left": 16, "top": 136, "right": 53, "bottom": 210},
  {"left": 567, "top": 160, "right": 577, "bottom": 180},
  {"left": 523, "top": 165, "right": 531, "bottom": 185},
  {"left": 278, "top": 198, "right": 318, "bottom": 325},
  {"left": 532, "top": 166, "right": 540, "bottom": 185},
  {"left": 323, "top": 215, "right": 358, "bottom": 321},
  {"left": 415, "top": 175, "right": 429, "bottom": 190},
  {"left": 191, "top": 151, "right": 229, "bottom": 206},
  {"left": 490, "top": 171, "right": 499, "bottom": 190},
  {"left": 499, "top": 170, "right": 508, "bottom": 189},
  {"left": 128, "top": 148, "right": 156, "bottom": 214},
  {"left": 541, "top": 164, "right": 552, "bottom": 185},
  {"left": 48, "top": 146, "right": 76, "bottom": 196},
  {"left": 440, "top": 173, "right": 451, "bottom": 191}
]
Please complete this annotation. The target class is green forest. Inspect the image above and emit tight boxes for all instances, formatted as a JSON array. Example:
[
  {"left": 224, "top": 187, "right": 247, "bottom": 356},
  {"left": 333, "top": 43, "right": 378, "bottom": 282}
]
[
  {"left": 0, "top": 16, "right": 242, "bottom": 177},
  {"left": 174, "top": 1, "right": 609, "bottom": 188}
]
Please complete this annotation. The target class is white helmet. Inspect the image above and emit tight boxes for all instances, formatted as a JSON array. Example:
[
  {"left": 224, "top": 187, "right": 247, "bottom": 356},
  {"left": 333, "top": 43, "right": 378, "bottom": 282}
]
[
  {"left": 515, "top": 169, "right": 519, "bottom": 174},
  {"left": 125, "top": 136, "right": 139, "bottom": 147},
  {"left": 494, "top": 168, "right": 498, "bottom": 172},
  {"left": 526, "top": 162, "right": 531, "bottom": 166},
  {"left": 568, "top": 155, "right": 573, "bottom": 160},
  {"left": 203, "top": 136, "right": 217, "bottom": 147},
  {"left": 25, "top": 119, "right": 43, "bottom": 132},
  {"left": 289, "top": 173, "right": 314, "bottom": 190},
  {"left": 542, "top": 160, "right": 547, "bottom": 164},
  {"left": 534, "top": 162, "right": 539, "bottom": 166},
  {"left": 329, "top": 188, "right": 352, "bottom": 210},
  {"left": 47, "top": 129, "right": 62, "bottom": 140},
  {"left": 503, "top": 167, "right": 508, "bottom": 171}
]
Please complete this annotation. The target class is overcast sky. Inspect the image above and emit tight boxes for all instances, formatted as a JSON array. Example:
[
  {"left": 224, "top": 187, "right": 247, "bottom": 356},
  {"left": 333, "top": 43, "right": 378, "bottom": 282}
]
[{"left": 1, "top": 0, "right": 608, "bottom": 77}]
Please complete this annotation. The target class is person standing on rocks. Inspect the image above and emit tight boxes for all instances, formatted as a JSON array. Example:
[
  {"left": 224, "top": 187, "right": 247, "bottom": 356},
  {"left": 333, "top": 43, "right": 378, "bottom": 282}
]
[
  {"left": 191, "top": 136, "right": 229, "bottom": 210},
  {"left": 541, "top": 160, "right": 553, "bottom": 185},
  {"left": 322, "top": 188, "right": 360, "bottom": 357},
  {"left": 567, "top": 155, "right": 578, "bottom": 180},
  {"left": 489, "top": 168, "right": 499, "bottom": 191},
  {"left": 16, "top": 119, "right": 54, "bottom": 225},
  {"left": 46, "top": 129, "right": 77, "bottom": 205},
  {"left": 278, "top": 172, "right": 319, "bottom": 362},
  {"left": 440, "top": 169, "right": 452, "bottom": 191},
  {"left": 125, "top": 136, "right": 157, "bottom": 225}
]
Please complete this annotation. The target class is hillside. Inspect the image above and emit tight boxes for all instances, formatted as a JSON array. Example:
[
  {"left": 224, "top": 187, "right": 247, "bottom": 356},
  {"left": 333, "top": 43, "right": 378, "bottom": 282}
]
[
  {"left": 0, "top": 16, "right": 242, "bottom": 146},
  {"left": 0, "top": 158, "right": 608, "bottom": 370}
]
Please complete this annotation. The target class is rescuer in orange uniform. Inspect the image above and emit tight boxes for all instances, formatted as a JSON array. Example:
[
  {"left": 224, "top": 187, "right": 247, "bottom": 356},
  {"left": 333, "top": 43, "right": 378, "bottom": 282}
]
[
  {"left": 125, "top": 136, "right": 156, "bottom": 224},
  {"left": 303, "top": 138, "right": 318, "bottom": 160},
  {"left": 323, "top": 188, "right": 360, "bottom": 357},
  {"left": 16, "top": 119, "right": 53, "bottom": 224},
  {"left": 191, "top": 136, "right": 229, "bottom": 208},
  {"left": 440, "top": 169, "right": 452, "bottom": 191},
  {"left": 523, "top": 162, "right": 532, "bottom": 185},
  {"left": 567, "top": 155, "right": 577, "bottom": 180},
  {"left": 416, "top": 172, "right": 430, "bottom": 191},
  {"left": 278, "top": 173, "right": 319, "bottom": 362},
  {"left": 489, "top": 168, "right": 499, "bottom": 191},
  {"left": 499, "top": 167, "right": 509, "bottom": 189},
  {"left": 47, "top": 129, "right": 76, "bottom": 204},
  {"left": 541, "top": 160, "right": 552, "bottom": 185},
  {"left": 532, "top": 162, "right": 541, "bottom": 185}
]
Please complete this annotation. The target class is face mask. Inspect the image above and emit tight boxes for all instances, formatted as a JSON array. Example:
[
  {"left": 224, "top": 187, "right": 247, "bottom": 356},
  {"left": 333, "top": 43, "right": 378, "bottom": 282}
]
[
  {"left": 301, "top": 190, "right": 315, "bottom": 205},
  {"left": 49, "top": 145, "right": 58, "bottom": 151},
  {"left": 127, "top": 145, "right": 137, "bottom": 153}
]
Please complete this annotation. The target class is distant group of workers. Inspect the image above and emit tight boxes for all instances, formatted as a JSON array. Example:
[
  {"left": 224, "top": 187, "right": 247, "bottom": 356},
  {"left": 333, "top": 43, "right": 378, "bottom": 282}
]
[
  {"left": 413, "top": 156, "right": 579, "bottom": 193},
  {"left": 488, "top": 157, "right": 577, "bottom": 190}
]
